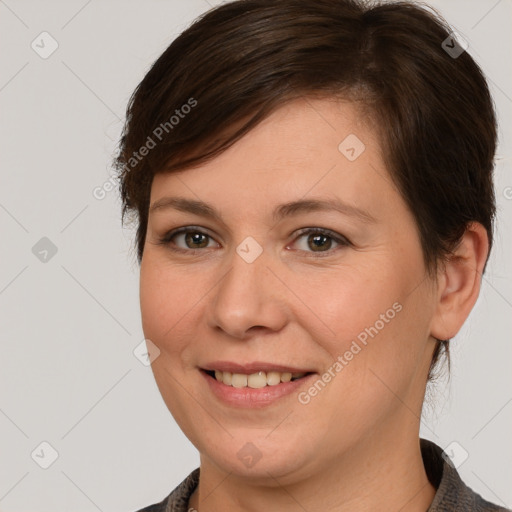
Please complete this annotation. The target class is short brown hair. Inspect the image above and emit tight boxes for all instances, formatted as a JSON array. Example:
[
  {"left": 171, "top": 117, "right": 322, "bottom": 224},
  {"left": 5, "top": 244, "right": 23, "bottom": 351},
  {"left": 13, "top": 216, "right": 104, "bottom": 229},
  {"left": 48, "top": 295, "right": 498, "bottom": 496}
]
[{"left": 114, "top": 0, "right": 497, "bottom": 378}]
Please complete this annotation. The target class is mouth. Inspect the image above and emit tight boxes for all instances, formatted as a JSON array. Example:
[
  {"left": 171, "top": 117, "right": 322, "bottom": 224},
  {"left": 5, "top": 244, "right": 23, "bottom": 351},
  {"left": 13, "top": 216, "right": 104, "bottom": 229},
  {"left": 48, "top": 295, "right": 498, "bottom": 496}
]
[
  {"left": 199, "top": 362, "right": 317, "bottom": 408},
  {"left": 198, "top": 361, "right": 317, "bottom": 408},
  {"left": 201, "top": 369, "right": 314, "bottom": 389}
]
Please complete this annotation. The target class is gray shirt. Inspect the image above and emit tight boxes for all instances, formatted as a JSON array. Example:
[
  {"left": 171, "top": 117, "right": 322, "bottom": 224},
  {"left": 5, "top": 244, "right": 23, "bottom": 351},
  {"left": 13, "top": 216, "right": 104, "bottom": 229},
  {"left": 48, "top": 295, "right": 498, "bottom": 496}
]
[{"left": 135, "top": 439, "right": 510, "bottom": 511}]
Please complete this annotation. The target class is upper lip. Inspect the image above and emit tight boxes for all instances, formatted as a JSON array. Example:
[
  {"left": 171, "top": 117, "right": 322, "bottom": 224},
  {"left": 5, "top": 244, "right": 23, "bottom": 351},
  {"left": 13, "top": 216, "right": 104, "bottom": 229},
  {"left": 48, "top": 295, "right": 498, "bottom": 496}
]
[{"left": 201, "top": 361, "right": 314, "bottom": 374}]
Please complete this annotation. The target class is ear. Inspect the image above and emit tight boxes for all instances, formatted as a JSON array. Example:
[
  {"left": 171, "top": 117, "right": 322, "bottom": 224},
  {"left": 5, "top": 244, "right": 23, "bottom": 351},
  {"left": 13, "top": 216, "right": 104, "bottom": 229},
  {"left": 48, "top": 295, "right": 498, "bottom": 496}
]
[{"left": 430, "top": 222, "right": 490, "bottom": 340}]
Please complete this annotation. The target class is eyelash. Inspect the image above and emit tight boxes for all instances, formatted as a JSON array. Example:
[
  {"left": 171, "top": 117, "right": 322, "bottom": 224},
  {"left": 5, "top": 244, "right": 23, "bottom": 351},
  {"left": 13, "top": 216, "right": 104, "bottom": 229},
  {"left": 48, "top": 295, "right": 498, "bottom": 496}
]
[{"left": 158, "top": 226, "right": 351, "bottom": 257}]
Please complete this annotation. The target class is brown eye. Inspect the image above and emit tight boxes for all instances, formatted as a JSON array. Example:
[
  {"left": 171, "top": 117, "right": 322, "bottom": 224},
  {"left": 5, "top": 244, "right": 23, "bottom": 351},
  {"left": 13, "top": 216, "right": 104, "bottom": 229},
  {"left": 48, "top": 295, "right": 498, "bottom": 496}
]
[
  {"left": 292, "top": 228, "right": 350, "bottom": 255},
  {"left": 307, "top": 233, "right": 334, "bottom": 252},
  {"left": 160, "top": 227, "right": 219, "bottom": 252},
  {"left": 183, "top": 231, "right": 210, "bottom": 249}
]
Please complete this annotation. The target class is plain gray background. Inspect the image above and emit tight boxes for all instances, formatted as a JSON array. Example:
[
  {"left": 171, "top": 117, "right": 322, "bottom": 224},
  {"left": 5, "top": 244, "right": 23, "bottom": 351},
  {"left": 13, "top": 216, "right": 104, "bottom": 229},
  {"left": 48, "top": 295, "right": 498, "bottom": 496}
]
[{"left": 0, "top": 0, "right": 511, "bottom": 511}]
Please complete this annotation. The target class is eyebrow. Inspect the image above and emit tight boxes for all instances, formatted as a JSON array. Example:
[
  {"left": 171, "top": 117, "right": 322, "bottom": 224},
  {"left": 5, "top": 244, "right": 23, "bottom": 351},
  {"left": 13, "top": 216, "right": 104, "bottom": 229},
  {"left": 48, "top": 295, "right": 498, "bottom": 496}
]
[{"left": 149, "top": 196, "right": 376, "bottom": 224}]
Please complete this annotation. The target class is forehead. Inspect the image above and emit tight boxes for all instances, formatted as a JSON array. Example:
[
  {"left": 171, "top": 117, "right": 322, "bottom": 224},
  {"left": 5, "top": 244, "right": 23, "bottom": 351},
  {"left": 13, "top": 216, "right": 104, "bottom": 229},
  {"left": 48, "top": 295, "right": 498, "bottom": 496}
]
[{"left": 150, "top": 97, "right": 392, "bottom": 219}]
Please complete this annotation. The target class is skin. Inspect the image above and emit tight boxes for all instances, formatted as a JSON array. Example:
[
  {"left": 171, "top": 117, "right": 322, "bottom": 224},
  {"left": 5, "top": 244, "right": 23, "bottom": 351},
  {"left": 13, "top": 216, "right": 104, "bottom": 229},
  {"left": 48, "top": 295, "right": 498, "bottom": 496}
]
[{"left": 139, "top": 97, "right": 488, "bottom": 512}]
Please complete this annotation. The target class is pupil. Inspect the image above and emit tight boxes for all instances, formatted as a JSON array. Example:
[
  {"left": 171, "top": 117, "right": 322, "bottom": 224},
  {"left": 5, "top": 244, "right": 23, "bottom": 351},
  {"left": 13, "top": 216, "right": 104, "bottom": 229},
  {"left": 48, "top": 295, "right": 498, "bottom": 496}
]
[
  {"left": 183, "top": 232, "right": 332, "bottom": 251},
  {"left": 187, "top": 232, "right": 207, "bottom": 248},
  {"left": 310, "top": 234, "right": 330, "bottom": 251}
]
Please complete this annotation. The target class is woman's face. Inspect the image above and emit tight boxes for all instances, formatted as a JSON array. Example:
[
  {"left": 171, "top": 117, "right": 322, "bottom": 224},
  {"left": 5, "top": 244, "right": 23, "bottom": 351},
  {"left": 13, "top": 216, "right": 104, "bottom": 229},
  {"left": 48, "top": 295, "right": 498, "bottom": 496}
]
[{"left": 140, "top": 98, "right": 438, "bottom": 482}]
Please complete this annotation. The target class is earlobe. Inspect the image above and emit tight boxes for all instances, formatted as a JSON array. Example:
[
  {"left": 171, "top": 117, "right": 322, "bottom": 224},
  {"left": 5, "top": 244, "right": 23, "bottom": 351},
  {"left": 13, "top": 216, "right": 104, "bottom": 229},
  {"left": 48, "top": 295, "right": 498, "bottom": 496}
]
[{"left": 430, "top": 222, "right": 489, "bottom": 341}]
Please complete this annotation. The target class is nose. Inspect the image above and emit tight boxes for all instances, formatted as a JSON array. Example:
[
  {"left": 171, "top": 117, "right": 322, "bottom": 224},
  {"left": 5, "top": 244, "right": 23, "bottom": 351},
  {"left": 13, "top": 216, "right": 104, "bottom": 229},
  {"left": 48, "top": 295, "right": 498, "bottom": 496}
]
[{"left": 207, "top": 246, "right": 288, "bottom": 340}]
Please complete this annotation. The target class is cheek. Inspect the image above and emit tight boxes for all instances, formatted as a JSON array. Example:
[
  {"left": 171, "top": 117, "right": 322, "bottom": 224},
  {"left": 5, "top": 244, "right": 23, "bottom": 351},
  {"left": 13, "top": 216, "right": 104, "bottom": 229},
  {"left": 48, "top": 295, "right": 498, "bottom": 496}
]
[
  {"left": 139, "top": 258, "right": 203, "bottom": 432},
  {"left": 300, "top": 255, "right": 431, "bottom": 403},
  {"left": 139, "top": 258, "right": 198, "bottom": 360},
  {"left": 292, "top": 261, "right": 404, "bottom": 352}
]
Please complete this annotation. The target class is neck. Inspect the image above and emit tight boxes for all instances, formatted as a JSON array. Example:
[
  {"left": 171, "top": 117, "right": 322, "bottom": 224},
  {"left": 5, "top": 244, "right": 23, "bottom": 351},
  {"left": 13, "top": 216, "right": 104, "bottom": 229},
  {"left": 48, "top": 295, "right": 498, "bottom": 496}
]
[{"left": 189, "top": 430, "right": 436, "bottom": 512}]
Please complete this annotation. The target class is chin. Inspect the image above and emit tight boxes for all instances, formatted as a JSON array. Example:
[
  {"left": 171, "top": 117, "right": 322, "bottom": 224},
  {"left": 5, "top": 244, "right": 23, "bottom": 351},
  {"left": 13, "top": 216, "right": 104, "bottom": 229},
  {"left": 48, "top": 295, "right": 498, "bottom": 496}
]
[{"left": 197, "top": 430, "right": 319, "bottom": 484}]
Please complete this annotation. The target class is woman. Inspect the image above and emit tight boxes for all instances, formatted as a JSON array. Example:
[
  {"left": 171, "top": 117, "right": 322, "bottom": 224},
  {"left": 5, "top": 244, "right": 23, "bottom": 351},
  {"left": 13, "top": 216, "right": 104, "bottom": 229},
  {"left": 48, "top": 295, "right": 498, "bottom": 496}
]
[{"left": 115, "top": 0, "right": 509, "bottom": 510}]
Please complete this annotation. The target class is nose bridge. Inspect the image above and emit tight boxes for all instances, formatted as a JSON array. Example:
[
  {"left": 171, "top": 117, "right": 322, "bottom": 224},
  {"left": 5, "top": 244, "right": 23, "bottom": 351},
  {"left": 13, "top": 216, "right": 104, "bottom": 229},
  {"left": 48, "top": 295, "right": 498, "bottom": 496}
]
[{"left": 208, "top": 241, "right": 286, "bottom": 338}]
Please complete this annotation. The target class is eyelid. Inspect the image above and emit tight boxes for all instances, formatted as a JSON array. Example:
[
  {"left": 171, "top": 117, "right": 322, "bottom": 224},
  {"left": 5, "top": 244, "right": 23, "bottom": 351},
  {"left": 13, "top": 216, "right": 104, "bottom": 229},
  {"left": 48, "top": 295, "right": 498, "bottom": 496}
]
[
  {"left": 159, "top": 225, "right": 220, "bottom": 251},
  {"left": 158, "top": 225, "right": 351, "bottom": 255},
  {"left": 290, "top": 227, "right": 351, "bottom": 256}
]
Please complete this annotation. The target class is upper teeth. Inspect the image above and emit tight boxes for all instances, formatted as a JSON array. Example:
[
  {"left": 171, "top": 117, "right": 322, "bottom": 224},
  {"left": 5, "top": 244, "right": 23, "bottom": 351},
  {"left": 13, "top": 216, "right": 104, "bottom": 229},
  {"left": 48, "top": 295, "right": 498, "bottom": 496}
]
[{"left": 214, "top": 370, "right": 307, "bottom": 388}]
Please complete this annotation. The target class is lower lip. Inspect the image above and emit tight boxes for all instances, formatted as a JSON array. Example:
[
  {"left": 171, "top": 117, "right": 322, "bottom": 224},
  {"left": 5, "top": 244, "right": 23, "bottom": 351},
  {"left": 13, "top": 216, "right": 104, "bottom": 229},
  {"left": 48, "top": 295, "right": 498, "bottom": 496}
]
[{"left": 201, "top": 370, "right": 315, "bottom": 408}]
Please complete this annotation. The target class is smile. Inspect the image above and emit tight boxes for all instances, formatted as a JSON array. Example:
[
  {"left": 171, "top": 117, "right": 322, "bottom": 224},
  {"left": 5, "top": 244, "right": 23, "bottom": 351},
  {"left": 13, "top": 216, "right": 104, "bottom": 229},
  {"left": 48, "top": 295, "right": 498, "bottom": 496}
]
[
  {"left": 200, "top": 364, "right": 316, "bottom": 408},
  {"left": 208, "top": 370, "right": 309, "bottom": 388}
]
